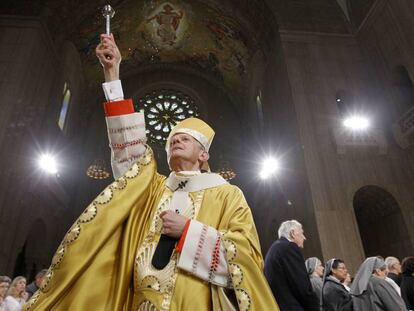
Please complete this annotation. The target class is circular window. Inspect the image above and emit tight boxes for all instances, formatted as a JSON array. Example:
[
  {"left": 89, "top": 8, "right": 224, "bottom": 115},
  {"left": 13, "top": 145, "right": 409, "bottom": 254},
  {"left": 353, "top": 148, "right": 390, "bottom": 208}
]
[{"left": 136, "top": 89, "right": 200, "bottom": 145}]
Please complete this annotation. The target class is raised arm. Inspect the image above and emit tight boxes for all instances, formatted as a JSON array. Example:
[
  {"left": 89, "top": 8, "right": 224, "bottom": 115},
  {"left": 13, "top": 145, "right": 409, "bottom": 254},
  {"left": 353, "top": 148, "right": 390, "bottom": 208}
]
[
  {"left": 96, "top": 34, "right": 121, "bottom": 82},
  {"left": 96, "top": 34, "right": 147, "bottom": 179}
]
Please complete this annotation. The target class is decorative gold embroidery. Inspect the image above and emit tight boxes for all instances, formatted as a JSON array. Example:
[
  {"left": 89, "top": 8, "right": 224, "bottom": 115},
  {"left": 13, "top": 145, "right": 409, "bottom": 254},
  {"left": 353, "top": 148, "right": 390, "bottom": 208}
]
[
  {"left": 223, "top": 239, "right": 237, "bottom": 261},
  {"left": 235, "top": 288, "right": 251, "bottom": 311},
  {"left": 141, "top": 276, "right": 161, "bottom": 291},
  {"left": 22, "top": 290, "right": 40, "bottom": 310},
  {"left": 139, "top": 149, "right": 152, "bottom": 166},
  {"left": 94, "top": 188, "right": 113, "bottom": 205},
  {"left": 229, "top": 263, "right": 243, "bottom": 287},
  {"left": 125, "top": 163, "right": 140, "bottom": 179},
  {"left": 135, "top": 241, "right": 177, "bottom": 293},
  {"left": 134, "top": 188, "right": 205, "bottom": 311},
  {"left": 51, "top": 244, "right": 66, "bottom": 269},
  {"left": 79, "top": 203, "right": 97, "bottom": 223},
  {"left": 110, "top": 177, "right": 127, "bottom": 190},
  {"left": 137, "top": 300, "right": 158, "bottom": 311},
  {"left": 40, "top": 269, "right": 53, "bottom": 293},
  {"left": 64, "top": 224, "right": 81, "bottom": 244}
]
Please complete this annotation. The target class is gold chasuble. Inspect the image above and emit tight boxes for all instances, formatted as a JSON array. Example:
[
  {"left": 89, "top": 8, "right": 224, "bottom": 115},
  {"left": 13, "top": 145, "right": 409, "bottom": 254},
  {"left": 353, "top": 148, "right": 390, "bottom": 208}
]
[{"left": 24, "top": 147, "right": 279, "bottom": 311}]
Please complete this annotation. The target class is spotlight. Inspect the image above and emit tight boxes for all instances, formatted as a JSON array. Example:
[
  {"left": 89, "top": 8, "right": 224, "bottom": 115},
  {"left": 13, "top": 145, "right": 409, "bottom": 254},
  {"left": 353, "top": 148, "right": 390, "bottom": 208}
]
[
  {"left": 259, "top": 156, "right": 280, "bottom": 180},
  {"left": 343, "top": 115, "right": 370, "bottom": 131},
  {"left": 38, "top": 154, "right": 58, "bottom": 174}
]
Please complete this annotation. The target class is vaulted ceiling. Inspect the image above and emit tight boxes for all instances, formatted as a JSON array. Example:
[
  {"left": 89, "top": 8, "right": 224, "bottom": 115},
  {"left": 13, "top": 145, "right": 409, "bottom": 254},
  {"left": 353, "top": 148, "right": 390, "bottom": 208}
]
[{"left": 0, "top": 0, "right": 375, "bottom": 92}]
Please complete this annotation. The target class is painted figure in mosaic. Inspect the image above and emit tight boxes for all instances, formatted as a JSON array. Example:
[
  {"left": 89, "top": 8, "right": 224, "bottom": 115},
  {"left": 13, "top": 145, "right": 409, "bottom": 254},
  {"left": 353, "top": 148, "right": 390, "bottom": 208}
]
[
  {"left": 22, "top": 34, "right": 279, "bottom": 311},
  {"left": 146, "top": 4, "right": 183, "bottom": 46}
]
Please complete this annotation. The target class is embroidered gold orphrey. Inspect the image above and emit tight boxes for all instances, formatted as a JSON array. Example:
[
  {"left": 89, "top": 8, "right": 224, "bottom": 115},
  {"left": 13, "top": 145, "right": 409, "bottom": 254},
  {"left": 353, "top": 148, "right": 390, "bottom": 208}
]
[{"left": 135, "top": 188, "right": 205, "bottom": 310}]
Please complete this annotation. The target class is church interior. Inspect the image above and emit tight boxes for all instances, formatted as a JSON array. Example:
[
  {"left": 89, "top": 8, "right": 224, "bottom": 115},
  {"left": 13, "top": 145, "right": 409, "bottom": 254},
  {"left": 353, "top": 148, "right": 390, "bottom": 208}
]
[{"left": 1, "top": 0, "right": 414, "bottom": 280}]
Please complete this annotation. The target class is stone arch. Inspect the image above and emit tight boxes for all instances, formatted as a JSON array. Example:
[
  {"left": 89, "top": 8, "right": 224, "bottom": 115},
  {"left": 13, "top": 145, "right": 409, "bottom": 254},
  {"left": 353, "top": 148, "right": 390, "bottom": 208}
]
[{"left": 353, "top": 185, "right": 413, "bottom": 259}]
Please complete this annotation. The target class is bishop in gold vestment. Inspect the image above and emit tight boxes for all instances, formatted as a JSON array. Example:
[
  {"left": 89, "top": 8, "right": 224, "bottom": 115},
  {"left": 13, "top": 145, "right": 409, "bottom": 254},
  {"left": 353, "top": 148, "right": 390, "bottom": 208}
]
[{"left": 23, "top": 33, "right": 279, "bottom": 311}]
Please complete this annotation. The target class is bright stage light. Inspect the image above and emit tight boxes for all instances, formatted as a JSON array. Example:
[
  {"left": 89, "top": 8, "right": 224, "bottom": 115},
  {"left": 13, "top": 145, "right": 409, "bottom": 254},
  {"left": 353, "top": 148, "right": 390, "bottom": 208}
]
[
  {"left": 259, "top": 156, "right": 280, "bottom": 180},
  {"left": 343, "top": 115, "right": 370, "bottom": 131},
  {"left": 38, "top": 154, "right": 58, "bottom": 174}
]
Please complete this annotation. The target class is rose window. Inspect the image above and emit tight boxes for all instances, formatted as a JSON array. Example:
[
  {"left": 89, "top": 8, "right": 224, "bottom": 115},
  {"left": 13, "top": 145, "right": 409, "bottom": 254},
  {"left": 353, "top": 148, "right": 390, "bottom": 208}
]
[{"left": 136, "top": 89, "right": 200, "bottom": 144}]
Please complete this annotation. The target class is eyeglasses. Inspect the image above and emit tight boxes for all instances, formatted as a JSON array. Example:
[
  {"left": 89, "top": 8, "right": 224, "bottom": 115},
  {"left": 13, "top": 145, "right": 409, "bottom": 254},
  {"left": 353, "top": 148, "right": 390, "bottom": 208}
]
[{"left": 0, "top": 285, "right": 9, "bottom": 288}]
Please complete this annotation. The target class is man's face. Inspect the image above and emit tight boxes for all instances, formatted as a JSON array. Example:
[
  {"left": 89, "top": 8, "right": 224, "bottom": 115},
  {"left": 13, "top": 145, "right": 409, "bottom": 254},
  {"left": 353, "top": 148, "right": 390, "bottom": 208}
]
[
  {"left": 35, "top": 275, "right": 45, "bottom": 288},
  {"left": 393, "top": 261, "right": 402, "bottom": 274},
  {"left": 169, "top": 133, "right": 208, "bottom": 169},
  {"left": 0, "top": 282, "right": 9, "bottom": 298},
  {"left": 331, "top": 262, "right": 348, "bottom": 282},
  {"left": 291, "top": 227, "right": 306, "bottom": 248}
]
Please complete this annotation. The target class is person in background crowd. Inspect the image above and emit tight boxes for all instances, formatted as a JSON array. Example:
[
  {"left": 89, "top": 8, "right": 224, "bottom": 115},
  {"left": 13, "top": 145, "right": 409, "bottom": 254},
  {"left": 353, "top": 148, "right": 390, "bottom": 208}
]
[
  {"left": 400, "top": 256, "right": 414, "bottom": 310},
  {"left": 305, "top": 257, "right": 324, "bottom": 300},
  {"left": 265, "top": 220, "right": 319, "bottom": 311},
  {"left": 4, "top": 276, "right": 27, "bottom": 311},
  {"left": 342, "top": 273, "right": 352, "bottom": 292},
  {"left": 25, "top": 270, "right": 47, "bottom": 299},
  {"left": 386, "top": 257, "right": 402, "bottom": 286},
  {"left": 321, "top": 258, "right": 353, "bottom": 311},
  {"left": 0, "top": 276, "right": 11, "bottom": 311},
  {"left": 351, "top": 257, "right": 406, "bottom": 311}
]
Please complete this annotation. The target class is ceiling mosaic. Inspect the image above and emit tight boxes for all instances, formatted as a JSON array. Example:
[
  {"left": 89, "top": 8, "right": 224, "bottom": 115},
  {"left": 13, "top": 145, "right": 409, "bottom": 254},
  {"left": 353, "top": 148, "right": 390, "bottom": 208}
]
[{"left": 72, "top": 0, "right": 260, "bottom": 92}]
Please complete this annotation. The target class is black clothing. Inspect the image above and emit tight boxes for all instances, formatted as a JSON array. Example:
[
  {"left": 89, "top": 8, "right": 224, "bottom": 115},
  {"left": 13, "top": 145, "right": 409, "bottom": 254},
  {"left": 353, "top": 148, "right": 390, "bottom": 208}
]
[
  {"left": 401, "top": 274, "right": 414, "bottom": 310},
  {"left": 322, "top": 277, "right": 353, "bottom": 311},
  {"left": 388, "top": 272, "right": 402, "bottom": 287},
  {"left": 264, "top": 237, "right": 319, "bottom": 311}
]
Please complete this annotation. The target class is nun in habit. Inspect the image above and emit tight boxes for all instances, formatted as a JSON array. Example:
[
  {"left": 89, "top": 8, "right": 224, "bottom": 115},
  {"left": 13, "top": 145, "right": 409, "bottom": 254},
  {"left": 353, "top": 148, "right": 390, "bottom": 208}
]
[
  {"left": 305, "top": 257, "right": 324, "bottom": 300},
  {"left": 321, "top": 258, "right": 353, "bottom": 311},
  {"left": 350, "top": 257, "right": 407, "bottom": 311}
]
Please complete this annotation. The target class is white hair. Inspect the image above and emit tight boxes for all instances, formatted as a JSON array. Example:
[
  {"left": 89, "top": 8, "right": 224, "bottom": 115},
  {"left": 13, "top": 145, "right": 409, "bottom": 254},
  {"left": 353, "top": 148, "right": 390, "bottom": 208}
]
[
  {"left": 385, "top": 256, "right": 400, "bottom": 269},
  {"left": 278, "top": 220, "right": 302, "bottom": 239}
]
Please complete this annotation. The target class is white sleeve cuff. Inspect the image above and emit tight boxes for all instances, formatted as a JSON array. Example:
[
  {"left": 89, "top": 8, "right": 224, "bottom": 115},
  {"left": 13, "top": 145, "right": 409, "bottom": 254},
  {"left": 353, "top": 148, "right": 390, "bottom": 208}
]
[
  {"left": 105, "top": 112, "right": 147, "bottom": 179},
  {"left": 102, "top": 80, "right": 124, "bottom": 101},
  {"left": 177, "top": 220, "right": 230, "bottom": 287}
]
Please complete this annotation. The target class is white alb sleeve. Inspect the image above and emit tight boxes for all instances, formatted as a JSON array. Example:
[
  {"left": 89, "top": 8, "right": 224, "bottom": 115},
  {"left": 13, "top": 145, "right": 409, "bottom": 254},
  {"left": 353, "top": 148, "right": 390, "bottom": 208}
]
[
  {"left": 102, "top": 80, "right": 124, "bottom": 101},
  {"left": 177, "top": 220, "right": 231, "bottom": 288},
  {"left": 106, "top": 112, "right": 147, "bottom": 179}
]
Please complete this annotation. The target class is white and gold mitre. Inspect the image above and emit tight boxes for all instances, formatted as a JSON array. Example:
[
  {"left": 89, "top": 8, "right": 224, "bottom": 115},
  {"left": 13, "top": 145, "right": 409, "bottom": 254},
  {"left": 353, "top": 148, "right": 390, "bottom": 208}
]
[{"left": 165, "top": 117, "right": 215, "bottom": 152}]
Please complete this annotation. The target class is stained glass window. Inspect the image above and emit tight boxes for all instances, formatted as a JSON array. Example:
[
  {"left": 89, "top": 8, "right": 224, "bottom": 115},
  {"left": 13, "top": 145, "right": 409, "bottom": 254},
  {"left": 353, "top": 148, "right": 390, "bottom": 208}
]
[
  {"left": 58, "top": 83, "right": 71, "bottom": 131},
  {"left": 136, "top": 89, "right": 200, "bottom": 144}
]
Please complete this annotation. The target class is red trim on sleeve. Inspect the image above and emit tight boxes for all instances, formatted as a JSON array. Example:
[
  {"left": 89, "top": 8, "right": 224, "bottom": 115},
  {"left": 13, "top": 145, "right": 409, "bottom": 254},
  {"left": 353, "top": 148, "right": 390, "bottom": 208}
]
[
  {"left": 176, "top": 219, "right": 191, "bottom": 253},
  {"left": 103, "top": 99, "right": 135, "bottom": 117}
]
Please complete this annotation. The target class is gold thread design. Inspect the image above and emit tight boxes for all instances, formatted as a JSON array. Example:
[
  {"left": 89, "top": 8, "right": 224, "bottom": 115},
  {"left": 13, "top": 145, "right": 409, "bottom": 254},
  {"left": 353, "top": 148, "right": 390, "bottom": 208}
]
[
  {"left": 94, "top": 188, "right": 113, "bottom": 205},
  {"left": 125, "top": 163, "right": 140, "bottom": 179},
  {"left": 229, "top": 263, "right": 243, "bottom": 287},
  {"left": 134, "top": 187, "right": 204, "bottom": 310},
  {"left": 137, "top": 300, "right": 158, "bottom": 311},
  {"left": 236, "top": 288, "right": 251, "bottom": 311},
  {"left": 139, "top": 149, "right": 152, "bottom": 166},
  {"left": 40, "top": 270, "right": 54, "bottom": 293},
  {"left": 50, "top": 244, "right": 66, "bottom": 269},
  {"left": 64, "top": 224, "right": 81, "bottom": 244},
  {"left": 223, "top": 239, "right": 237, "bottom": 261},
  {"left": 110, "top": 177, "right": 127, "bottom": 190},
  {"left": 79, "top": 203, "right": 98, "bottom": 223},
  {"left": 22, "top": 290, "right": 40, "bottom": 310}
]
